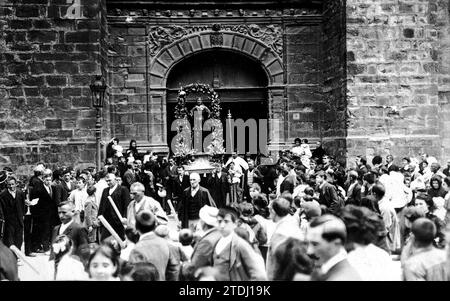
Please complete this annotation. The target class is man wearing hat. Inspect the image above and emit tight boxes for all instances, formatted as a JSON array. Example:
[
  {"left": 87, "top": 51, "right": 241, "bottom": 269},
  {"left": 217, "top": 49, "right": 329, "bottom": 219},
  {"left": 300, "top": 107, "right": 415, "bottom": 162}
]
[
  {"left": 191, "top": 205, "right": 222, "bottom": 270},
  {"left": 178, "top": 173, "right": 216, "bottom": 230},
  {"left": 129, "top": 210, "right": 179, "bottom": 280}
]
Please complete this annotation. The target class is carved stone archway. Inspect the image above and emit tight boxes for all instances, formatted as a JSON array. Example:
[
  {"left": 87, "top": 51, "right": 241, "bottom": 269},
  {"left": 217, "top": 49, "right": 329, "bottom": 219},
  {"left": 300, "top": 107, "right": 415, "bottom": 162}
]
[{"left": 147, "top": 25, "right": 286, "bottom": 151}]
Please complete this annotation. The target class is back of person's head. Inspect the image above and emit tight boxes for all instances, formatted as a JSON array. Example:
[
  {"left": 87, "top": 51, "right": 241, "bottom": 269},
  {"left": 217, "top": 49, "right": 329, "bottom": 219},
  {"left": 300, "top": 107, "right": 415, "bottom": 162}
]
[
  {"left": 339, "top": 205, "right": 382, "bottom": 246},
  {"left": 179, "top": 229, "right": 194, "bottom": 246},
  {"left": 135, "top": 210, "right": 157, "bottom": 234},
  {"left": 404, "top": 206, "right": 426, "bottom": 224},
  {"left": 273, "top": 237, "right": 313, "bottom": 281},
  {"left": 309, "top": 214, "right": 347, "bottom": 244},
  {"left": 388, "top": 164, "right": 399, "bottom": 173},
  {"left": 86, "top": 185, "right": 96, "bottom": 196},
  {"left": 130, "top": 262, "right": 160, "bottom": 281},
  {"left": 52, "top": 234, "right": 72, "bottom": 260},
  {"left": 371, "top": 182, "right": 386, "bottom": 200},
  {"left": 304, "top": 186, "right": 314, "bottom": 196},
  {"left": 218, "top": 206, "right": 239, "bottom": 222},
  {"left": 271, "top": 197, "right": 291, "bottom": 218},
  {"left": 363, "top": 171, "right": 377, "bottom": 184},
  {"left": 125, "top": 227, "right": 140, "bottom": 244},
  {"left": 411, "top": 218, "right": 436, "bottom": 246},
  {"left": 372, "top": 155, "right": 382, "bottom": 166}
]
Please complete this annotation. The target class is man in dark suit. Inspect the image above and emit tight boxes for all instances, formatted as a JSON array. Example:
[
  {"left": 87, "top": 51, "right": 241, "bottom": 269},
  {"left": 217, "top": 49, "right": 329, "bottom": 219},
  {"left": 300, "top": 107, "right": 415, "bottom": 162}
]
[
  {"left": 29, "top": 170, "right": 58, "bottom": 253},
  {"left": 52, "top": 168, "right": 68, "bottom": 205},
  {"left": 345, "top": 170, "right": 362, "bottom": 206},
  {"left": 316, "top": 171, "right": 342, "bottom": 215},
  {"left": 178, "top": 173, "right": 216, "bottom": 230},
  {"left": 98, "top": 173, "right": 131, "bottom": 241},
  {"left": 0, "top": 177, "right": 25, "bottom": 248},
  {"left": 206, "top": 165, "right": 229, "bottom": 209},
  {"left": 50, "top": 201, "right": 89, "bottom": 264},
  {"left": 167, "top": 165, "right": 190, "bottom": 210},
  {"left": 279, "top": 166, "right": 295, "bottom": 195},
  {"left": 60, "top": 168, "right": 75, "bottom": 198},
  {"left": 190, "top": 205, "right": 222, "bottom": 269},
  {"left": 307, "top": 215, "right": 361, "bottom": 281}
]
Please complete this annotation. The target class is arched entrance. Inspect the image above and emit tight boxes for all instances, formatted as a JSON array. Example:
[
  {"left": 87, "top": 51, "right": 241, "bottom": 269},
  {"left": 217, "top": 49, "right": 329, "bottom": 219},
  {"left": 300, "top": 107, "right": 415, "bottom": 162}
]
[
  {"left": 166, "top": 49, "right": 269, "bottom": 154},
  {"left": 147, "top": 30, "right": 285, "bottom": 154}
]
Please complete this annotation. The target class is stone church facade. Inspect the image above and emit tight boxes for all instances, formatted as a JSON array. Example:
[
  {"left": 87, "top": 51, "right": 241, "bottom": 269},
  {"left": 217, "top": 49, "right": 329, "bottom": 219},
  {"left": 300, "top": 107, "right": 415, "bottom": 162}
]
[{"left": 0, "top": 0, "right": 449, "bottom": 174}]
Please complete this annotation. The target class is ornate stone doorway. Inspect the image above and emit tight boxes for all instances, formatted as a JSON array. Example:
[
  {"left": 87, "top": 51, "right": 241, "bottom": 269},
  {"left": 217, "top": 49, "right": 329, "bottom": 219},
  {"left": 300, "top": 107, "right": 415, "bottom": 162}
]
[
  {"left": 147, "top": 28, "right": 285, "bottom": 154},
  {"left": 166, "top": 49, "right": 269, "bottom": 155}
]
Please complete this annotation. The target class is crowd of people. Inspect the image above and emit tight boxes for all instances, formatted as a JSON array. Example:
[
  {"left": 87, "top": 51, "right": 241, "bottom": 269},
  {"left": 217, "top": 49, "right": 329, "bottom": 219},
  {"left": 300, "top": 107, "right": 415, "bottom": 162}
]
[{"left": 0, "top": 137, "right": 450, "bottom": 281}]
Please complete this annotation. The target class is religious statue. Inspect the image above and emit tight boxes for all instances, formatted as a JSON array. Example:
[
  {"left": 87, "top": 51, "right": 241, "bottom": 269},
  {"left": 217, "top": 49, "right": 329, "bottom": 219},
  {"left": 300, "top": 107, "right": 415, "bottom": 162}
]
[{"left": 190, "top": 97, "right": 211, "bottom": 119}]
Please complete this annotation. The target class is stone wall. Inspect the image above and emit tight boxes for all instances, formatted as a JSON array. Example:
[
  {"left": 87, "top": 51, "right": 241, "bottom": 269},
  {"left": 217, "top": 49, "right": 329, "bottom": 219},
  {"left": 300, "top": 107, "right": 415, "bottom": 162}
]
[
  {"left": 0, "top": 0, "right": 107, "bottom": 175},
  {"left": 322, "top": 0, "right": 347, "bottom": 161},
  {"left": 346, "top": 0, "right": 450, "bottom": 166}
]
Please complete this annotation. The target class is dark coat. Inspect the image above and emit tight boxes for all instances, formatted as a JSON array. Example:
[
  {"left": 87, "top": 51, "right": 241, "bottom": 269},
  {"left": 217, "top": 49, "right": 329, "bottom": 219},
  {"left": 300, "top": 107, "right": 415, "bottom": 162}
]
[
  {"left": 0, "top": 240, "right": 18, "bottom": 281},
  {"left": 29, "top": 181, "right": 58, "bottom": 225},
  {"left": 168, "top": 174, "right": 190, "bottom": 202},
  {"left": 319, "top": 181, "right": 341, "bottom": 215},
  {"left": 98, "top": 185, "right": 130, "bottom": 241},
  {"left": 50, "top": 221, "right": 89, "bottom": 264},
  {"left": 206, "top": 172, "right": 229, "bottom": 208},
  {"left": 0, "top": 189, "right": 25, "bottom": 247},
  {"left": 191, "top": 228, "right": 222, "bottom": 269},
  {"left": 61, "top": 180, "right": 75, "bottom": 198},
  {"left": 178, "top": 186, "right": 216, "bottom": 229},
  {"left": 52, "top": 181, "right": 68, "bottom": 205},
  {"left": 346, "top": 182, "right": 362, "bottom": 206}
]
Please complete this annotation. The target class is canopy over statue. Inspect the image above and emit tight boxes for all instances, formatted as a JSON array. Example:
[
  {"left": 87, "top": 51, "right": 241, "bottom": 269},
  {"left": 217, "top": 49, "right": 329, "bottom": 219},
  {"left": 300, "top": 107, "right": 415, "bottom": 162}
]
[{"left": 172, "top": 83, "right": 225, "bottom": 173}]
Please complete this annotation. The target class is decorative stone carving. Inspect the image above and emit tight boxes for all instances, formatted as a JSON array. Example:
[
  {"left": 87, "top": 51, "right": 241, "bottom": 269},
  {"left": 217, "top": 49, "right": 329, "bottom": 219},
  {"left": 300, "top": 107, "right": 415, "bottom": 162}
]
[
  {"left": 107, "top": 8, "right": 321, "bottom": 17},
  {"left": 147, "top": 24, "right": 283, "bottom": 57}
]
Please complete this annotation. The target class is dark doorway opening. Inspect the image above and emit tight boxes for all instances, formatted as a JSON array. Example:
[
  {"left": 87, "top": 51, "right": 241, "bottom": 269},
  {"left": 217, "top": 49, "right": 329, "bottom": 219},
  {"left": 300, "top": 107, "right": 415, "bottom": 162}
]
[{"left": 166, "top": 49, "right": 269, "bottom": 155}]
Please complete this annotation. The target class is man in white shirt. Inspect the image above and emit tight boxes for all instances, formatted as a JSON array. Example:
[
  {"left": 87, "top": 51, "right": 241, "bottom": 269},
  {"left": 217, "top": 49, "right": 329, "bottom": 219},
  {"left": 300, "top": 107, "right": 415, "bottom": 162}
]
[
  {"left": 124, "top": 182, "right": 167, "bottom": 229},
  {"left": 306, "top": 215, "right": 361, "bottom": 281},
  {"left": 225, "top": 152, "right": 249, "bottom": 172}
]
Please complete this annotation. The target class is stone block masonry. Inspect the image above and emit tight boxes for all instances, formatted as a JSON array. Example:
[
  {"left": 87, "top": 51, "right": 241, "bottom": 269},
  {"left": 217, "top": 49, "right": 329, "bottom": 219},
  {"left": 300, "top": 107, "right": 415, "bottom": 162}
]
[
  {"left": 0, "top": 0, "right": 109, "bottom": 175},
  {"left": 346, "top": 0, "right": 450, "bottom": 165}
]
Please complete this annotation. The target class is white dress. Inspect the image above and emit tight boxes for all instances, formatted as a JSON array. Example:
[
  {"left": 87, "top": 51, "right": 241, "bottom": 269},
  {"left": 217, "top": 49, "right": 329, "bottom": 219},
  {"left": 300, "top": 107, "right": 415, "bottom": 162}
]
[{"left": 51, "top": 256, "right": 89, "bottom": 281}]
